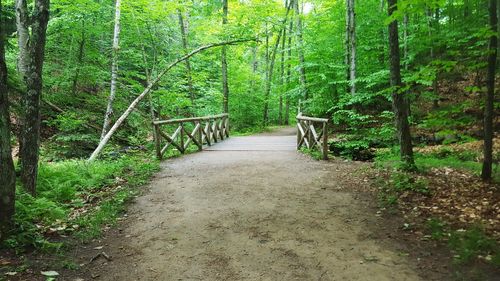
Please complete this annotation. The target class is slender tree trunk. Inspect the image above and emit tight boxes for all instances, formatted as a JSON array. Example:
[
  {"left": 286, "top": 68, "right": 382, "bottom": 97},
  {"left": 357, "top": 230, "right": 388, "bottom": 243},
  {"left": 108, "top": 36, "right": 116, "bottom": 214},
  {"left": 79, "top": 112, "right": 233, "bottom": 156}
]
[
  {"left": 347, "top": 0, "right": 356, "bottom": 95},
  {"left": 379, "top": 0, "right": 385, "bottom": 65},
  {"left": 482, "top": 0, "right": 498, "bottom": 181},
  {"left": 178, "top": 10, "right": 195, "bottom": 104},
  {"left": 263, "top": 23, "right": 270, "bottom": 125},
  {"left": 15, "top": 0, "right": 50, "bottom": 196},
  {"left": 0, "top": 0, "right": 16, "bottom": 240},
  {"left": 403, "top": 14, "right": 409, "bottom": 70},
  {"left": 388, "top": 0, "right": 415, "bottom": 168},
  {"left": 279, "top": 18, "right": 287, "bottom": 125},
  {"left": 72, "top": 20, "right": 86, "bottom": 95},
  {"left": 221, "top": 0, "right": 229, "bottom": 113},
  {"left": 294, "top": 0, "right": 307, "bottom": 100},
  {"left": 427, "top": 8, "right": 440, "bottom": 108},
  {"left": 285, "top": 18, "right": 294, "bottom": 126},
  {"left": 101, "top": 0, "right": 121, "bottom": 141}
]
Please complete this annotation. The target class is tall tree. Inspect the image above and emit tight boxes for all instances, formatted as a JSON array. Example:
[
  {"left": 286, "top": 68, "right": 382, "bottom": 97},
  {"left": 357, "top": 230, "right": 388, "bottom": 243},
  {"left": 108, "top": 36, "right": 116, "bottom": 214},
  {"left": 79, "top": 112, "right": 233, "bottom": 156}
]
[
  {"left": 387, "top": 0, "right": 414, "bottom": 168},
  {"left": 221, "top": 0, "right": 229, "bottom": 113},
  {"left": 482, "top": 0, "right": 498, "bottom": 181},
  {"left": 293, "top": 0, "right": 307, "bottom": 100},
  {"left": 345, "top": 0, "right": 356, "bottom": 95},
  {"left": 101, "top": 0, "right": 122, "bottom": 140},
  {"left": 285, "top": 14, "right": 294, "bottom": 125},
  {"left": 0, "top": 0, "right": 16, "bottom": 239},
  {"left": 178, "top": 9, "right": 195, "bottom": 104},
  {"left": 15, "top": 0, "right": 50, "bottom": 195}
]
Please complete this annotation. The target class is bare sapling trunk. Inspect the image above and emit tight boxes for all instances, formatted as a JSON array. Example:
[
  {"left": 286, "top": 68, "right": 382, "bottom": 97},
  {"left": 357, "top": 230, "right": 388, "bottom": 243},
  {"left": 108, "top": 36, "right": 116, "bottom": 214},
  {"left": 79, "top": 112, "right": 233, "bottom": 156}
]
[
  {"left": 221, "top": 0, "right": 229, "bottom": 113},
  {"left": 294, "top": 0, "right": 307, "bottom": 100},
  {"left": 387, "top": 0, "right": 415, "bottom": 169},
  {"left": 88, "top": 39, "right": 254, "bottom": 161},
  {"left": 347, "top": 0, "right": 356, "bottom": 95},
  {"left": 482, "top": 0, "right": 498, "bottom": 181},
  {"left": 101, "top": 0, "right": 121, "bottom": 141},
  {"left": 178, "top": 9, "right": 195, "bottom": 103},
  {"left": 15, "top": 0, "right": 50, "bottom": 196},
  {"left": 279, "top": 20, "right": 287, "bottom": 125},
  {"left": 285, "top": 17, "right": 294, "bottom": 125},
  {"left": 0, "top": 0, "right": 16, "bottom": 240}
]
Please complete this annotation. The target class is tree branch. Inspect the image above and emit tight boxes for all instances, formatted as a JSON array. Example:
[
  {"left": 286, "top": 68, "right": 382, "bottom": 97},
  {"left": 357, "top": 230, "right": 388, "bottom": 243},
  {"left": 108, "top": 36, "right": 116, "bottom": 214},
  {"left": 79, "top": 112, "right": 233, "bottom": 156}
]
[{"left": 88, "top": 38, "right": 256, "bottom": 161}]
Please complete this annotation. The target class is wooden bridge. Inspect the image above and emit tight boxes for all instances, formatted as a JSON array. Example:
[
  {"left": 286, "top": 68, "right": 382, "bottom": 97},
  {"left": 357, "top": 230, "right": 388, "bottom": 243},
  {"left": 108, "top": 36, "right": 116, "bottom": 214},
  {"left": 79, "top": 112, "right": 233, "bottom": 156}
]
[{"left": 153, "top": 113, "right": 329, "bottom": 160}]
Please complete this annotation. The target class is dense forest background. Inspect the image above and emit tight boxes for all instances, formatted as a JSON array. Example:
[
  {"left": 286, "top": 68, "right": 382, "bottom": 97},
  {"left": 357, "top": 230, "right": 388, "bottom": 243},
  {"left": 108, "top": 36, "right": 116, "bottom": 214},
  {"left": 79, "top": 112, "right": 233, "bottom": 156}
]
[{"left": 0, "top": 0, "right": 499, "bottom": 277}]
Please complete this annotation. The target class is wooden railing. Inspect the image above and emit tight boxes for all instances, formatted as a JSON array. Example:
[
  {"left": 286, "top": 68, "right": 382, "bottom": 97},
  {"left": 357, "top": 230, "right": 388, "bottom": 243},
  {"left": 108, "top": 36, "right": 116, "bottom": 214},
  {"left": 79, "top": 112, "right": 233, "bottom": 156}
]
[
  {"left": 153, "top": 114, "right": 229, "bottom": 159},
  {"left": 296, "top": 113, "right": 329, "bottom": 160}
]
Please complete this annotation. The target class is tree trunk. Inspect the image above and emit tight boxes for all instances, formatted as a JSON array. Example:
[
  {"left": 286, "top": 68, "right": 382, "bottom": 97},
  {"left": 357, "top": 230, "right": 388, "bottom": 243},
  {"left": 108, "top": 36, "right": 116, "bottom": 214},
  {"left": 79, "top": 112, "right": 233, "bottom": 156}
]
[
  {"left": 221, "top": 0, "right": 229, "bottom": 113},
  {"left": 101, "top": 0, "right": 121, "bottom": 141},
  {"left": 378, "top": 0, "right": 385, "bottom": 65},
  {"left": 346, "top": 0, "right": 356, "bottom": 95},
  {"left": 71, "top": 20, "right": 86, "bottom": 96},
  {"left": 263, "top": 23, "right": 270, "bottom": 125},
  {"left": 178, "top": 9, "right": 195, "bottom": 104},
  {"left": 15, "top": 0, "right": 50, "bottom": 196},
  {"left": 279, "top": 16, "right": 287, "bottom": 125},
  {"left": 294, "top": 0, "right": 307, "bottom": 100},
  {"left": 285, "top": 17, "right": 294, "bottom": 125},
  {"left": 482, "top": 0, "right": 498, "bottom": 181},
  {"left": 0, "top": 0, "right": 16, "bottom": 240},
  {"left": 387, "top": 0, "right": 415, "bottom": 169}
]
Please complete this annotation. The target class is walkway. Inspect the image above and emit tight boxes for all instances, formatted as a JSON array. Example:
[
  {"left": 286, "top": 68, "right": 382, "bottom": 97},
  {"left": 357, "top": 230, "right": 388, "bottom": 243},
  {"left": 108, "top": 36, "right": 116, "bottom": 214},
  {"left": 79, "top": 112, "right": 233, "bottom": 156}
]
[{"left": 82, "top": 128, "right": 425, "bottom": 281}]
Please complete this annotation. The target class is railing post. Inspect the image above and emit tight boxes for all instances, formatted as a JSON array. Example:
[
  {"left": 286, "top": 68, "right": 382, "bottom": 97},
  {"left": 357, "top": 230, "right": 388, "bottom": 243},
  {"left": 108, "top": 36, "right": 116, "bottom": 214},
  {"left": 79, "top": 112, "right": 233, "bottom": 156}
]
[
  {"left": 180, "top": 123, "right": 185, "bottom": 153},
  {"left": 322, "top": 121, "right": 328, "bottom": 160},
  {"left": 225, "top": 115, "right": 230, "bottom": 138},
  {"left": 307, "top": 121, "right": 313, "bottom": 149},
  {"left": 196, "top": 121, "right": 202, "bottom": 151},
  {"left": 296, "top": 119, "right": 301, "bottom": 150},
  {"left": 154, "top": 123, "right": 162, "bottom": 160}
]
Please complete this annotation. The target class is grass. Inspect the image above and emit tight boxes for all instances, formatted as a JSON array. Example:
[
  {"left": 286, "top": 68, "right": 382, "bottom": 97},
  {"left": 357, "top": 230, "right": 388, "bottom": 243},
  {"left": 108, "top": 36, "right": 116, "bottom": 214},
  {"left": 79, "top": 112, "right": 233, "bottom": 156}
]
[{"left": 2, "top": 153, "right": 160, "bottom": 252}]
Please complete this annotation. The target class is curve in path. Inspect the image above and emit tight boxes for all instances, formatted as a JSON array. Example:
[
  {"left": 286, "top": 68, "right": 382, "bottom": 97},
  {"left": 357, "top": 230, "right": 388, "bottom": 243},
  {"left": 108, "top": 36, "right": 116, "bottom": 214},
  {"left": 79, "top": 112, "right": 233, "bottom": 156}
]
[{"left": 87, "top": 128, "right": 424, "bottom": 281}]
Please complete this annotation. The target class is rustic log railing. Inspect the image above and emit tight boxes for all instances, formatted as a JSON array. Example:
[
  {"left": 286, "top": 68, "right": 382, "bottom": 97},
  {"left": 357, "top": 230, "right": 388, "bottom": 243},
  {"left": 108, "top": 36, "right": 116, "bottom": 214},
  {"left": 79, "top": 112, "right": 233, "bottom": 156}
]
[
  {"left": 296, "top": 113, "right": 330, "bottom": 160},
  {"left": 153, "top": 114, "right": 229, "bottom": 159}
]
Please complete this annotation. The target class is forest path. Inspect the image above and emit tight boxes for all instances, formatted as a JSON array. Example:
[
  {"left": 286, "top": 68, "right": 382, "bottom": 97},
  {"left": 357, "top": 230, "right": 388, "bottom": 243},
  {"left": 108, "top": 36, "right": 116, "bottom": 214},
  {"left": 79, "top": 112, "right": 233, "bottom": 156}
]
[{"left": 79, "top": 127, "right": 428, "bottom": 281}]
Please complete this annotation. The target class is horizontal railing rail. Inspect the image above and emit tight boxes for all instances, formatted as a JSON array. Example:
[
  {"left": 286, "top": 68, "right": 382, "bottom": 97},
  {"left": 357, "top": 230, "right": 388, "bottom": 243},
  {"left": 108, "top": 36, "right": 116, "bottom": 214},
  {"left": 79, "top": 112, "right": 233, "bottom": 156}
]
[
  {"left": 296, "top": 113, "right": 329, "bottom": 160},
  {"left": 153, "top": 113, "right": 229, "bottom": 159}
]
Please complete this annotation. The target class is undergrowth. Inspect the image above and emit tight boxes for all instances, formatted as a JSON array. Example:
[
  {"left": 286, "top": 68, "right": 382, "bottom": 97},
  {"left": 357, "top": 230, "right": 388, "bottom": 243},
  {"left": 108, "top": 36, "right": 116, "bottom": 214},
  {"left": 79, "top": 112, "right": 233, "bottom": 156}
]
[{"left": 2, "top": 153, "right": 160, "bottom": 252}]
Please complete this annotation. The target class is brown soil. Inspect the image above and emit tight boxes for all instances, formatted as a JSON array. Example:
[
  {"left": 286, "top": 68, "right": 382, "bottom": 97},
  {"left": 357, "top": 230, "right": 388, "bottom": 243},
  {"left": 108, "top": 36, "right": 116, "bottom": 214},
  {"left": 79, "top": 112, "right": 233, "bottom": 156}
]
[{"left": 3, "top": 128, "right": 459, "bottom": 281}]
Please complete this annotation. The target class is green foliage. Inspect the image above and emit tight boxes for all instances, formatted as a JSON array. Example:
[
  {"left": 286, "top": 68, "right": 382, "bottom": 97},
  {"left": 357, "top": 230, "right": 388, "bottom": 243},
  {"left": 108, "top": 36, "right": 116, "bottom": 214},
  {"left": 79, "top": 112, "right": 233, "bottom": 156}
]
[
  {"left": 2, "top": 154, "right": 159, "bottom": 251},
  {"left": 449, "top": 227, "right": 500, "bottom": 265},
  {"left": 377, "top": 170, "right": 429, "bottom": 207}
]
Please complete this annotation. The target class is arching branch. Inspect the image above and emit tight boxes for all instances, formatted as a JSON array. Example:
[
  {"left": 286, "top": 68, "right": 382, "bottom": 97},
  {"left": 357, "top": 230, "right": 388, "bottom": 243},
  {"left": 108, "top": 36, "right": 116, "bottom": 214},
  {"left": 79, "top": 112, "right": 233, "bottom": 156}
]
[{"left": 88, "top": 38, "right": 255, "bottom": 161}]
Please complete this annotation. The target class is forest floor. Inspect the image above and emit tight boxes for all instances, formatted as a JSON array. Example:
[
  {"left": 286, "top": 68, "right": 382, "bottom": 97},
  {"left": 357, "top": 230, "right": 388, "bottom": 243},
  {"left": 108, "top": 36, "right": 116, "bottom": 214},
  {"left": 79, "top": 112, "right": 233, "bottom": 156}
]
[{"left": 44, "top": 127, "right": 459, "bottom": 281}]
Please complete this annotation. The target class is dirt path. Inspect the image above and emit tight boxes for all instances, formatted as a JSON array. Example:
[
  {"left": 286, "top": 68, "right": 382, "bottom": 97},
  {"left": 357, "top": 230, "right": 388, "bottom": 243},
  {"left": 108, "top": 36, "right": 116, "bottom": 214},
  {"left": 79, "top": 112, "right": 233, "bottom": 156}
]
[{"left": 75, "top": 128, "right": 440, "bottom": 281}]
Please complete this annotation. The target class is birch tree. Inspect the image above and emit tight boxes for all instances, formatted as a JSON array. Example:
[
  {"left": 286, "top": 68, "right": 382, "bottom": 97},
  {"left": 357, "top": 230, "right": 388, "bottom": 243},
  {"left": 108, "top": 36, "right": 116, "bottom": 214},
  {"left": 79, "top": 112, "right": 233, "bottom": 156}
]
[
  {"left": 101, "top": 0, "right": 121, "bottom": 140},
  {"left": 15, "top": 0, "right": 50, "bottom": 195}
]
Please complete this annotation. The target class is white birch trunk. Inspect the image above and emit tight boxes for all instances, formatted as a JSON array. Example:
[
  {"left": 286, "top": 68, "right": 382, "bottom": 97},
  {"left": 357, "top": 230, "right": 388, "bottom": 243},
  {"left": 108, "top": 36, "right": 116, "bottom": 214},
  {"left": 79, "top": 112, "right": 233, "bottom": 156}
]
[{"left": 101, "top": 0, "right": 121, "bottom": 140}]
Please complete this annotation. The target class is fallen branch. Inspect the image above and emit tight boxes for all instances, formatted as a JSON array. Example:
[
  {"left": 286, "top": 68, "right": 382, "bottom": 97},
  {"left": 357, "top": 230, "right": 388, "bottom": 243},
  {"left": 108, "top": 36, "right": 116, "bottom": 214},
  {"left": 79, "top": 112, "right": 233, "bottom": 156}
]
[{"left": 88, "top": 38, "right": 255, "bottom": 161}]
